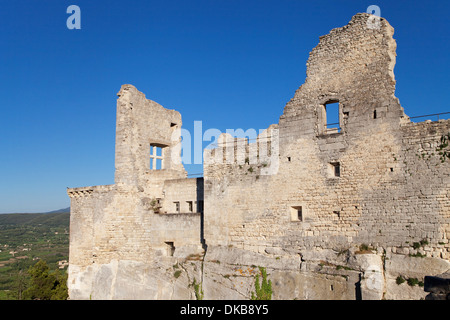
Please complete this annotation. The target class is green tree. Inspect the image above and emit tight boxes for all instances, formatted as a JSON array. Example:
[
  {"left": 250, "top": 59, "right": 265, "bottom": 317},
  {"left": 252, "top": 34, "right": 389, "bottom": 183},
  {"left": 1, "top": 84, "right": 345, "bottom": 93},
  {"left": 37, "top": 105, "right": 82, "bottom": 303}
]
[
  {"left": 52, "top": 272, "right": 68, "bottom": 300},
  {"left": 22, "top": 260, "right": 68, "bottom": 300},
  {"left": 251, "top": 267, "right": 272, "bottom": 300},
  {"left": 6, "top": 269, "right": 27, "bottom": 300}
]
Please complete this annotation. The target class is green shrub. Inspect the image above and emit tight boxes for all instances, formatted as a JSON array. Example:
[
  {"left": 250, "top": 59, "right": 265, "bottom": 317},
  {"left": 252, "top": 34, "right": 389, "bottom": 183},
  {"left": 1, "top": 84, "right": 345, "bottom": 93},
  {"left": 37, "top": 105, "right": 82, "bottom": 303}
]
[
  {"left": 251, "top": 267, "right": 272, "bottom": 300},
  {"left": 192, "top": 278, "right": 204, "bottom": 300},
  {"left": 396, "top": 276, "right": 405, "bottom": 285},
  {"left": 407, "top": 277, "right": 424, "bottom": 287}
]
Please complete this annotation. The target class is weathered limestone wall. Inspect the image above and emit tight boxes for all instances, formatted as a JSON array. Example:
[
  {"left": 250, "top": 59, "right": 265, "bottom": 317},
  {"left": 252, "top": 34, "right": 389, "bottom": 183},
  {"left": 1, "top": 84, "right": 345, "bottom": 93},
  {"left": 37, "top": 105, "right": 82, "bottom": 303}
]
[
  {"left": 67, "top": 184, "right": 203, "bottom": 299},
  {"left": 162, "top": 178, "right": 204, "bottom": 214},
  {"left": 68, "top": 13, "right": 449, "bottom": 300},
  {"left": 204, "top": 13, "right": 449, "bottom": 255},
  {"left": 115, "top": 84, "right": 186, "bottom": 187},
  {"left": 67, "top": 86, "right": 204, "bottom": 300},
  {"left": 202, "top": 13, "right": 449, "bottom": 300}
]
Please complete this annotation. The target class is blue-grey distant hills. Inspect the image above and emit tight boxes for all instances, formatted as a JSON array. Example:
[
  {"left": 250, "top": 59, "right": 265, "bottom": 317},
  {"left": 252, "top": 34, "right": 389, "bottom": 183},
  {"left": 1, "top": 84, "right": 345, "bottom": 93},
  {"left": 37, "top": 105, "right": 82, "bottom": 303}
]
[
  {"left": 44, "top": 207, "right": 70, "bottom": 214},
  {"left": 0, "top": 209, "right": 70, "bottom": 226},
  {"left": 0, "top": 207, "right": 70, "bottom": 215}
]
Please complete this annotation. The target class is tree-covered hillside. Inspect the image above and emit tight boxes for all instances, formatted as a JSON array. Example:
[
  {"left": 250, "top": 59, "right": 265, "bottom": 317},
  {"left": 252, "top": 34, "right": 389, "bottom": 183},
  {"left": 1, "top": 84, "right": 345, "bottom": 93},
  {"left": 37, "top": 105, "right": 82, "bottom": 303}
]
[{"left": 0, "top": 211, "right": 69, "bottom": 299}]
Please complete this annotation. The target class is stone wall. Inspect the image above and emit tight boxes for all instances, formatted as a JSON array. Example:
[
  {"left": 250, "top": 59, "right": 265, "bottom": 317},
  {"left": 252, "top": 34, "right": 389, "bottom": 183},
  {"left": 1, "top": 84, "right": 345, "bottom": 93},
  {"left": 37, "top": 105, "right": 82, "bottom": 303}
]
[
  {"left": 114, "top": 84, "right": 186, "bottom": 187},
  {"left": 67, "top": 13, "right": 449, "bottom": 300},
  {"left": 162, "top": 178, "right": 204, "bottom": 214},
  {"left": 67, "top": 86, "right": 204, "bottom": 299},
  {"left": 204, "top": 13, "right": 449, "bottom": 257},
  {"left": 202, "top": 13, "right": 449, "bottom": 300}
]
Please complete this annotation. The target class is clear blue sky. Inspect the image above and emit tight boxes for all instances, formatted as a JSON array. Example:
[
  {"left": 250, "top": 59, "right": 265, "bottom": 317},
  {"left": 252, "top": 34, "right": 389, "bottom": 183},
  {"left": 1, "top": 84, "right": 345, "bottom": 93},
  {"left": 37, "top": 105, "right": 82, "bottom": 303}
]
[{"left": 0, "top": 0, "right": 449, "bottom": 213}]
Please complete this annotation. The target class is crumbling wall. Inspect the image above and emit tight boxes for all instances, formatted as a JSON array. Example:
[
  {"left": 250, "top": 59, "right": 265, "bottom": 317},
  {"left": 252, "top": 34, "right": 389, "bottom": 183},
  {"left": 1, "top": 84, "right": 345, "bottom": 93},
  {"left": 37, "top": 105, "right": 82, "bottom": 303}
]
[
  {"left": 68, "top": 13, "right": 449, "bottom": 300},
  {"left": 114, "top": 84, "right": 186, "bottom": 187},
  {"left": 67, "top": 85, "right": 204, "bottom": 300},
  {"left": 202, "top": 13, "right": 450, "bottom": 300}
]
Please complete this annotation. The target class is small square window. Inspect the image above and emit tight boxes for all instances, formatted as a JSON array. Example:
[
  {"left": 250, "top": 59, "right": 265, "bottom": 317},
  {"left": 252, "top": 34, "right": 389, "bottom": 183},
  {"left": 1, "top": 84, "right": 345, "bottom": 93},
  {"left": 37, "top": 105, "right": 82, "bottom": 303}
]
[
  {"left": 290, "top": 206, "right": 303, "bottom": 222},
  {"left": 329, "top": 162, "right": 340, "bottom": 177},
  {"left": 165, "top": 241, "right": 175, "bottom": 256},
  {"left": 187, "top": 201, "right": 193, "bottom": 212}
]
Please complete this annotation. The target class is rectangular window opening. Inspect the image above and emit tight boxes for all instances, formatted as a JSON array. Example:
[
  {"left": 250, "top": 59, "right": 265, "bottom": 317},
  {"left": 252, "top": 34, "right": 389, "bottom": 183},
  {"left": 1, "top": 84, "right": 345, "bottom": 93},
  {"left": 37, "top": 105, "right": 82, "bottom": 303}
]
[
  {"left": 187, "top": 201, "right": 193, "bottom": 212},
  {"left": 290, "top": 206, "right": 303, "bottom": 222},
  {"left": 324, "top": 101, "right": 341, "bottom": 134},
  {"left": 328, "top": 162, "right": 340, "bottom": 178},
  {"left": 174, "top": 201, "right": 180, "bottom": 213},
  {"left": 150, "top": 144, "right": 165, "bottom": 170},
  {"left": 164, "top": 241, "right": 175, "bottom": 256}
]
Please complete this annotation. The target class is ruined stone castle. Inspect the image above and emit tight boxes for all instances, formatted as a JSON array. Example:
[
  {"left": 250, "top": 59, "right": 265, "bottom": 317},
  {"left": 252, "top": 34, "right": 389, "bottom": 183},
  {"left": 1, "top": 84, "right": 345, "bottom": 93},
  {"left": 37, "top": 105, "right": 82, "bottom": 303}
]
[{"left": 67, "top": 13, "right": 450, "bottom": 300}]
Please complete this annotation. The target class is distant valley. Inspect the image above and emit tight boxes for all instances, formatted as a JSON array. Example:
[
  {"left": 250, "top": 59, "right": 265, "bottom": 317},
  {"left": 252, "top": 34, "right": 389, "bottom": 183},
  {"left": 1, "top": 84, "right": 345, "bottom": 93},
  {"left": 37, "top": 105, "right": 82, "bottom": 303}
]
[{"left": 0, "top": 210, "right": 70, "bottom": 299}]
